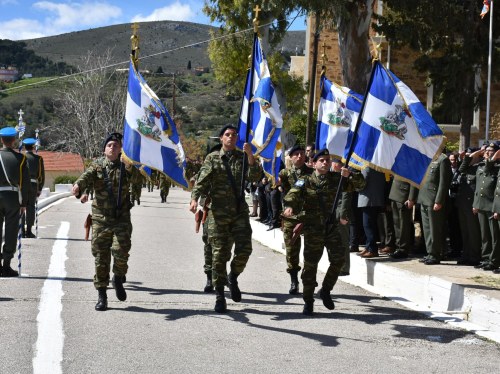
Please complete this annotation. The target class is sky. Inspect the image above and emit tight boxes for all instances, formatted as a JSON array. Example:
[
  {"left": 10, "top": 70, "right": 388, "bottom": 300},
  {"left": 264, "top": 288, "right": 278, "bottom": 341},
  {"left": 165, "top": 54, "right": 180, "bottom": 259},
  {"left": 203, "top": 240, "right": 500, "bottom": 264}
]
[{"left": 0, "top": 0, "right": 306, "bottom": 40}]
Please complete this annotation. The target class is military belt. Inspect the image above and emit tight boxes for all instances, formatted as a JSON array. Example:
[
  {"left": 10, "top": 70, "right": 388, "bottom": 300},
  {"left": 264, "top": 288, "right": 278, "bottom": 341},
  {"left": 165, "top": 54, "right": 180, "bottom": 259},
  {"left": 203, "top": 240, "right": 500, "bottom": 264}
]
[
  {"left": 0, "top": 186, "right": 19, "bottom": 192},
  {"left": 30, "top": 179, "right": 38, "bottom": 183}
]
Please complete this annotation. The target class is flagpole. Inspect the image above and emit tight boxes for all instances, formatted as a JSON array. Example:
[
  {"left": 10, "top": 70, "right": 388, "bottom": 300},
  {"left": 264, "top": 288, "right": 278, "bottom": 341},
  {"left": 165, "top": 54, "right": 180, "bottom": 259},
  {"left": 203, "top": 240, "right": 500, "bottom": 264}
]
[
  {"left": 35, "top": 128, "right": 40, "bottom": 238},
  {"left": 484, "top": 0, "right": 493, "bottom": 141},
  {"left": 239, "top": 5, "right": 261, "bottom": 207},
  {"left": 327, "top": 59, "right": 379, "bottom": 224},
  {"left": 16, "top": 108, "right": 26, "bottom": 275}
]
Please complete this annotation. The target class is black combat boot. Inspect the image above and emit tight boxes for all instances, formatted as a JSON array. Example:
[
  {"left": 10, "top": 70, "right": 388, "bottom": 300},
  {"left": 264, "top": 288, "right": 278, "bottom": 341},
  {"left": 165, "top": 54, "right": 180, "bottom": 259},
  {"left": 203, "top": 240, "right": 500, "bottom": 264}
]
[
  {"left": 137, "top": 198, "right": 140, "bottom": 205},
  {"left": 95, "top": 288, "right": 108, "bottom": 311},
  {"left": 204, "top": 272, "right": 214, "bottom": 293},
  {"left": 318, "top": 287, "right": 335, "bottom": 310},
  {"left": 25, "top": 226, "right": 36, "bottom": 238},
  {"left": 289, "top": 270, "right": 299, "bottom": 295},
  {"left": 214, "top": 287, "right": 227, "bottom": 313},
  {"left": 2, "top": 259, "right": 19, "bottom": 277},
  {"left": 112, "top": 275, "right": 127, "bottom": 301},
  {"left": 303, "top": 300, "right": 314, "bottom": 316},
  {"left": 228, "top": 272, "right": 242, "bottom": 302}
]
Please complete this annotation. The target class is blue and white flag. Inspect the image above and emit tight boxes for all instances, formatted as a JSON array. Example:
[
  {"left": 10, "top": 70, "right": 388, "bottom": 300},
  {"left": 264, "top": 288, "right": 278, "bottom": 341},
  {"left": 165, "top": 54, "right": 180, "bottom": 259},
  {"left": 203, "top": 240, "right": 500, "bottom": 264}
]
[
  {"left": 123, "top": 60, "right": 188, "bottom": 188},
  {"left": 350, "top": 61, "right": 446, "bottom": 187},
  {"left": 237, "top": 36, "right": 283, "bottom": 160},
  {"left": 316, "top": 76, "right": 363, "bottom": 161},
  {"left": 262, "top": 142, "right": 283, "bottom": 186}
]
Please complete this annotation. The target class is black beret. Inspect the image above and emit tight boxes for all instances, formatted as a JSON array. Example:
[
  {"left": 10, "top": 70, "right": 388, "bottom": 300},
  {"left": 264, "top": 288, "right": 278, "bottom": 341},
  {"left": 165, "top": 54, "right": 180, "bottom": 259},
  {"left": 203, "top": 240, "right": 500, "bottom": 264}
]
[
  {"left": 486, "top": 142, "right": 499, "bottom": 151},
  {"left": 288, "top": 144, "right": 304, "bottom": 156},
  {"left": 312, "top": 148, "right": 329, "bottom": 162},
  {"left": 103, "top": 132, "right": 123, "bottom": 150},
  {"left": 219, "top": 124, "right": 238, "bottom": 137}
]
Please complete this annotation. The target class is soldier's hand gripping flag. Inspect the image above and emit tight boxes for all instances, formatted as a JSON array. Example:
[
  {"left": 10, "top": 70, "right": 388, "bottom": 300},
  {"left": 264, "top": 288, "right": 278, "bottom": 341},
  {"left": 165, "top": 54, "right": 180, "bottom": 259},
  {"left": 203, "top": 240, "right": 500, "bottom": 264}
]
[
  {"left": 123, "top": 60, "right": 188, "bottom": 188},
  {"left": 237, "top": 36, "right": 283, "bottom": 161},
  {"left": 349, "top": 61, "right": 446, "bottom": 187},
  {"left": 316, "top": 75, "right": 364, "bottom": 161},
  {"left": 480, "top": 0, "right": 491, "bottom": 18}
]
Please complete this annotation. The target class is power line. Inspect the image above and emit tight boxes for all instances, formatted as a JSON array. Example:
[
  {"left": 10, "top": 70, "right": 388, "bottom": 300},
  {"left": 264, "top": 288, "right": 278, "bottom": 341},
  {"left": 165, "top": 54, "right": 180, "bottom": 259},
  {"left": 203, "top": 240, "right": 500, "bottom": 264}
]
[{"left": 0, "top": 13, "right": 303, "bottom": 94}]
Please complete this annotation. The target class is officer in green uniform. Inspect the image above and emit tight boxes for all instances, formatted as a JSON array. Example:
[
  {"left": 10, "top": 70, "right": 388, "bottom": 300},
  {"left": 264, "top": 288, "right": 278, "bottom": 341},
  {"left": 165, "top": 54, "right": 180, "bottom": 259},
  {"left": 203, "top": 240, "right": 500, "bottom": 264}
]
[
  {"left": 72, "top": 132, "right": 140, "bottom": 311},
  {"left": 417, "top": 152, "right": 452, "bottom": 264},
  {"left": 21, "top": 138, "right": 45, "bottom": 238},
  {"left": 190, "top": 125, "right": 262, "bottom": 313},
  {"left": 283, "top": 149, "right": 365, "bottom": 315},
  {"left": 388, "top": 178, "right": 418, "bottom": 259},
  {"left": 466, "top": 144, "right": 499, "bottom": 269},
  {"left": 0, "top": 127, "right": 30, "bottom": 277},
  {"left": 277, "top": 144, "right": 312, "bottom": 295},
  {"left": 455, "top": 148, "right": 482, "bottom": 266}
]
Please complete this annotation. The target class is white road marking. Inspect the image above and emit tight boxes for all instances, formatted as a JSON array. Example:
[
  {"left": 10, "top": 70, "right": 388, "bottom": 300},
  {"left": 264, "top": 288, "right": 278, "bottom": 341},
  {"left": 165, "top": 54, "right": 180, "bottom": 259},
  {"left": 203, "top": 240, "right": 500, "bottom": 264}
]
[{"left": 33, "top": 221, "right": 70, "bottom": 374}]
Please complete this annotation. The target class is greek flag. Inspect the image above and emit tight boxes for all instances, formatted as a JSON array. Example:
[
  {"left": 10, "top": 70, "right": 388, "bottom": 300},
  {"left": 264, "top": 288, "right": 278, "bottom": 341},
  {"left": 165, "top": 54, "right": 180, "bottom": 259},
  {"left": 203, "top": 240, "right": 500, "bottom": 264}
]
[
  {"left": 316, "top": 75, "right": 363, "bottom": 160},
  {"left": 123, "top": 60, "right": 188, "bottom": 188},
  {"left": 237, "top": 36, "right": 283, "bottom": 160},
  {"left": 262, "top": 143, "right": 283, "bottom": 185},
  {"left": 350, "top": 61, "right": 446, "bottom": 187}
]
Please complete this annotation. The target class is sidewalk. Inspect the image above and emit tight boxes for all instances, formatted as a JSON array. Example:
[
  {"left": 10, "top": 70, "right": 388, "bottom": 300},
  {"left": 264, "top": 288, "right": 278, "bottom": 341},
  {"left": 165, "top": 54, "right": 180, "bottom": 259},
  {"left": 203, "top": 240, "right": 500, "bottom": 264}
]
[{"left": 250, "top": 218, "right": 500, "bottom": 343}]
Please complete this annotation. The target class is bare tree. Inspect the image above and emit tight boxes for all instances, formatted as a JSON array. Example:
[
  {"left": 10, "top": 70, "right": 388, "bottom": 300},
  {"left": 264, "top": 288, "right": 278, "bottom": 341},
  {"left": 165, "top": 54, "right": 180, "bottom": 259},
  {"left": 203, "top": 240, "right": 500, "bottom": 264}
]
[{"left": 47, "top": 49, "right": 127, "bottom": 159}]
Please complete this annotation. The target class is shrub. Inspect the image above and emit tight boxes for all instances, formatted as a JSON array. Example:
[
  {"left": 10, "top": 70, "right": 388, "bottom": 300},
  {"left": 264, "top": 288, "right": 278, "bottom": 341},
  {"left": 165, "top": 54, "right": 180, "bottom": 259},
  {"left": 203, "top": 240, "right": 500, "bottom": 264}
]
[{"left": 54, "top": 175, "right": 78, "bottom": 184}]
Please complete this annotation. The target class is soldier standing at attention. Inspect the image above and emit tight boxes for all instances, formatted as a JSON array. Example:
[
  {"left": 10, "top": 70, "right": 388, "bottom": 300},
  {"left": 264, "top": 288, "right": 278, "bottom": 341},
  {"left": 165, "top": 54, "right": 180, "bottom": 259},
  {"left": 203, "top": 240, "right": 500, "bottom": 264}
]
[
  {"left": 388, "top": 178, "right": 418, "bottom": 259},
  {"left": 189, "top": 125, "right": 262, "bottom": 313},
  {"left": 277, "top": 145, "right": 312, "bottom": 295},
  {"left": 283, "top": 149, "right": 365, "bottom": 315},
  {"left": 417, "top": 151, "right": 453, "bottom": 265},
  {"left": 72, "top": 133, "right": 140, "bottom": 311},
  {"left": 0, "top": 127, "right": 30, "bottom": 277},
  {"left": 21, "top": 138, "right": 45, "bottom": 238}
]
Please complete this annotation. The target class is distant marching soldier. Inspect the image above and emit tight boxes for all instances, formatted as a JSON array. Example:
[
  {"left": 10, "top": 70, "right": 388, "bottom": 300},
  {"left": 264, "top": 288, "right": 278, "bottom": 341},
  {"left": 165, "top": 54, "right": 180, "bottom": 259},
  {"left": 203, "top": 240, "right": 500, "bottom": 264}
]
[
  {"left": 277, "top": 144, "right": 312, "bottom": 295},
  {"left": 21, "top": 137, "right": 45, "bottom": 238},
  {"left": 0, "top": 127, "right": 30, "bottom": 277},
  {"left": 283, "top": 149, "right": 365, "bottom": 315}
]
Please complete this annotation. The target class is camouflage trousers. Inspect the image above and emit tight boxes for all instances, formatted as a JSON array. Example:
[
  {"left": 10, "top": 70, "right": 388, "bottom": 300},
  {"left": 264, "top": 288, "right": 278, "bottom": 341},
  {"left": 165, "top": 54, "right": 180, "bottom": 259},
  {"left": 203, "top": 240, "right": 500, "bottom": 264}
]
[
  {"left": 131, "top": 186, "right": 142, "bottom": 201},
  {"left": 202, "top": 219, "right": 213, "bottom": 274},
  {"left": 302, "top": 223, "right": 346, "bottom": 303},
  {"left": 207, "top": 209, "right": 253, "bottom": 287},
  {"left": 91, "top": 213, "right": 133, "bottom": 289},
  {"left": 282, "top": 218, "right": 302, "bottom": 273}
]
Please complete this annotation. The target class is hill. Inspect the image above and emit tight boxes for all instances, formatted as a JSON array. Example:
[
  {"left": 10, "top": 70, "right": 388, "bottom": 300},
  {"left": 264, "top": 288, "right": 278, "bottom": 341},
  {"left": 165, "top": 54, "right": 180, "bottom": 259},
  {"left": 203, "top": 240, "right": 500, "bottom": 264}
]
[{"left": 22, "top": 21, "right": 306, "bottom": 74}]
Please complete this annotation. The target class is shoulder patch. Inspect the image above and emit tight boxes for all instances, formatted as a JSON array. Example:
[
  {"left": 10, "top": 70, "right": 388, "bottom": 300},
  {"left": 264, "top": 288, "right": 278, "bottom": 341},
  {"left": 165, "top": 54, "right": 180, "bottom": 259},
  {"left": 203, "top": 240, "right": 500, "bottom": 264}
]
[{"left": 294, "top": 179, "right": 305, "bottom": 187}]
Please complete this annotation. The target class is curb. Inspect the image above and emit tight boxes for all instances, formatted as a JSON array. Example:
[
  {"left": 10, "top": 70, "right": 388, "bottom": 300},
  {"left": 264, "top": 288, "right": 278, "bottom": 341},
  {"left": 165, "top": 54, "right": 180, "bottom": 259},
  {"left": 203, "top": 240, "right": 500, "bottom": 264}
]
[{"left": 250, "top": 219, "right": 500, "bottom": 343}]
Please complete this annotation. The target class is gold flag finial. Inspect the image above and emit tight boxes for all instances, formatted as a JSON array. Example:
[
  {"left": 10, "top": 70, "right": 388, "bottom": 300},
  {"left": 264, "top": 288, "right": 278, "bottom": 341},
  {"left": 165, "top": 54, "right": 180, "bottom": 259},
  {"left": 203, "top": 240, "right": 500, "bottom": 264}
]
[
  {"left": 253, "top": 4, "right": 261, "bottom": 33},
  {"left": 131, "top": 23, "right": 140, "bottom": 68}
]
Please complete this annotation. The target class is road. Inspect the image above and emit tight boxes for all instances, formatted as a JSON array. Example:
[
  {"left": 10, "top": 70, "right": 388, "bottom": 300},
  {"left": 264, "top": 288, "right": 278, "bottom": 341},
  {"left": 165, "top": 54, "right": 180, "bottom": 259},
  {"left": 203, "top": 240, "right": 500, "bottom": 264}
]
[{"left": 1, "top": 188, "right": 499, "bottom": 374}]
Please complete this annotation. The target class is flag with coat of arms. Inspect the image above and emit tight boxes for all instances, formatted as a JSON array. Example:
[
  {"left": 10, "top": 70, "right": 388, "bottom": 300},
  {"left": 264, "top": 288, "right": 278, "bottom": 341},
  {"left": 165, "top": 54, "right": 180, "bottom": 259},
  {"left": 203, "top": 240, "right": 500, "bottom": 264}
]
[
  {"left": 237, "top": 35, "right": 283, "bottom": 162},
  {"left": 349, "top": 61, "right": 446, "bottom": 187},
  {"left": 123, "top": 60, "right": 188, "bottom": 188},
  {"left": 316, "top": 75, "right": 364, "bottom": 161}
]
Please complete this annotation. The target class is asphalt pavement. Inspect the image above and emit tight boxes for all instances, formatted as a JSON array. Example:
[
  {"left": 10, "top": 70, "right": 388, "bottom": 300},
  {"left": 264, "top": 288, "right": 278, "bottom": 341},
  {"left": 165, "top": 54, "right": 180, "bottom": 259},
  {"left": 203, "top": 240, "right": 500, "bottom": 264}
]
[{"left": 1, "top": 188, "right": 500, "bottom": 374}]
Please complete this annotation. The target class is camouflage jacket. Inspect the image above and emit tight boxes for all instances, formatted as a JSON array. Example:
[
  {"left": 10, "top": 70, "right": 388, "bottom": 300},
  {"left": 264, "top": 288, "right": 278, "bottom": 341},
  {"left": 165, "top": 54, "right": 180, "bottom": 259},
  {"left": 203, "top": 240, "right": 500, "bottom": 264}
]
[
  {"left": 284, "top": 170, "right": 365, "bottom": 225},
  {"left": 191, "top": 148, "right": 262, "bottom": 213},
  {"left": 279, "top": 164, "right": 313, "bottom": 195},
  {"left": 75, "top": 156, "right": 140, "bottom": 217}
]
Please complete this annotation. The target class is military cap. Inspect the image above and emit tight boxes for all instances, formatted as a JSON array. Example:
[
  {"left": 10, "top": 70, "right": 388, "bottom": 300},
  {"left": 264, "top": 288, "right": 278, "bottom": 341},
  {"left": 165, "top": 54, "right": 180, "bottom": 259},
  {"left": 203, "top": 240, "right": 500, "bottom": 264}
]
[
  {"left": 23, "top": 138, "right": 37, "bottom": 145},
  {"left": 218, "top": 124, "right": 238, "bottom": 137},
  {"left": 103, "top": 132, "right": 123, "bottom": 150},
  {"left": 312, "top": 148, "right": 329, "bottom": 162},
  {"left": 0, "top": 127, "right": 18, "bottom": 137},
  {"left": 288, "top": 144, "right": 305, "bottom": 156}
]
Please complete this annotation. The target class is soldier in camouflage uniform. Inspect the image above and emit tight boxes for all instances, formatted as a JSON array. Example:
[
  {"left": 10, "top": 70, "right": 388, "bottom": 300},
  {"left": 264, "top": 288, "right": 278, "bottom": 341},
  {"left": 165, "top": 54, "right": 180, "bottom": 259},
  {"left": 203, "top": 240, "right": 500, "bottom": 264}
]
[
  {"left": 190, "top": 125, "right": 262, "bottom": 313},
  {"left": 278, "top": 144, "right": 312, "bottom": 295},
  {"left": 283, "top": 149, "right": 365, "bottom": 315},
  {"left": 72, "top": 133, "right": 140, "bottom": 311},
  {"left": 21, "top": 138, "right": 45, "bottom": 238},
  {"left": 0, "top": 127, "right": 30, "bottom": 277},
  {"left": 159, "top": 174, "right": 171, "bottom": 203},
  {"left": 130, "top": 169, "right": 144, "bottom": 206}
]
